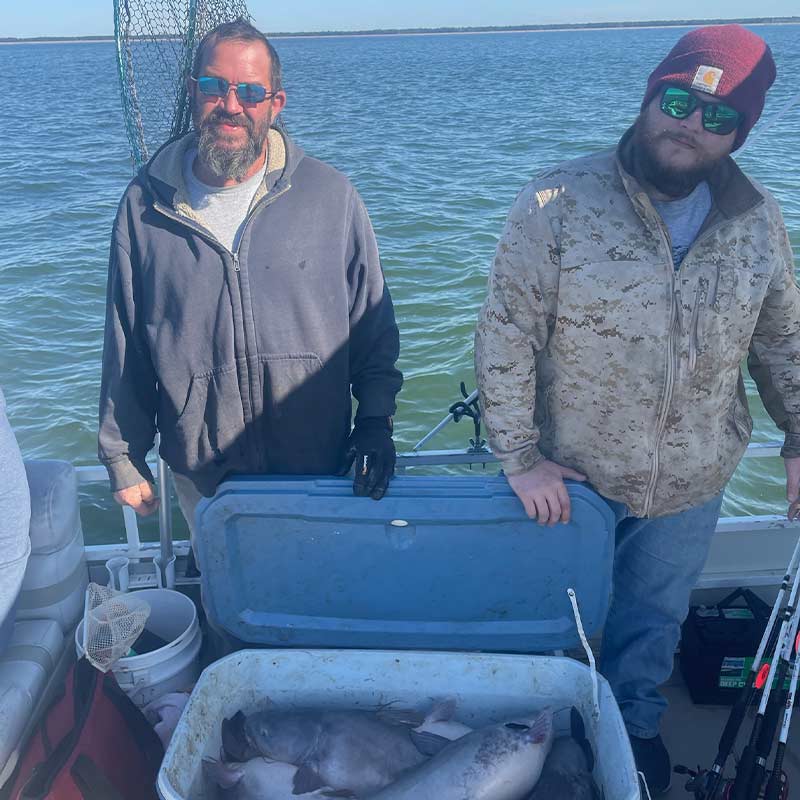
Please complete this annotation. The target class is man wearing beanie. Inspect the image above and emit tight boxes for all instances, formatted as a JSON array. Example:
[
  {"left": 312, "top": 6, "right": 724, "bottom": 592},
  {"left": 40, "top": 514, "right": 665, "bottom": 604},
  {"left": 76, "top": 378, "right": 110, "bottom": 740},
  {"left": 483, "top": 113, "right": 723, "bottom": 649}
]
[{"left": 476, "top": 24, "right": 800, "bottom": 795}]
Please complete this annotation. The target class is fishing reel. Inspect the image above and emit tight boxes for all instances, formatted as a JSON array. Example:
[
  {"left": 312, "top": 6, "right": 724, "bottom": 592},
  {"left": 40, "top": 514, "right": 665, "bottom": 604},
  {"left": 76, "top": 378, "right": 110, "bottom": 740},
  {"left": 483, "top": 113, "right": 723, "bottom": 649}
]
[
  {"left": 675, "top": 765, "right": 788, "bottom": 800},
  {"left": 449, "top": 382, "right": 487, "bottom": 455}
]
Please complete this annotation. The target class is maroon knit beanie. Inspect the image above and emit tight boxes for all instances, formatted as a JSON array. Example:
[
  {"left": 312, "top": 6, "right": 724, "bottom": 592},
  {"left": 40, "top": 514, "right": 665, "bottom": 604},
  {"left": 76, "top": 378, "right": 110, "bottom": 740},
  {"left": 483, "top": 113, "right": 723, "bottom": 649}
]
[{"left": 641, "top": 24, "right": 776, "bottom": 150}]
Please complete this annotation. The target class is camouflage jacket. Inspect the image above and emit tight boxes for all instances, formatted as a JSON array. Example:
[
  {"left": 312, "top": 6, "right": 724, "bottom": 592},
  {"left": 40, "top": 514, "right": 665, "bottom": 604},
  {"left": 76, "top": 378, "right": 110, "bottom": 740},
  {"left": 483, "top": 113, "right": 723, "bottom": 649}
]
[{"left": 475, "top": 129, "right": 800, "bottom": 518}]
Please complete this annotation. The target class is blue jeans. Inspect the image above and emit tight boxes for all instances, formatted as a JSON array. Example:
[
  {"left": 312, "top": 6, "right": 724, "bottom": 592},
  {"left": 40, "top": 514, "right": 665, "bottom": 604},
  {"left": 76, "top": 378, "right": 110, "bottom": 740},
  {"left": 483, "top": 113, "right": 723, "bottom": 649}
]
[{"left": 599, "top": 491, "right": 724, "bottom": 739}]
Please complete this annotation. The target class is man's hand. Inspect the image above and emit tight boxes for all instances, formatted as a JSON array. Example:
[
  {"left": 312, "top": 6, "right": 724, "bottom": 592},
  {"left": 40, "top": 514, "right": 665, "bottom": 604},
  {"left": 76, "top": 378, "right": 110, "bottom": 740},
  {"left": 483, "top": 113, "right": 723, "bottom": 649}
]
[
  {"left": 786, "top": 457, "right": 800, "bottom": 521},
  {"left": 337, "top": 417, "right": 396, "bottom": 500},
  {"left": 507, "top": 459, "right": 587, "bottom": 525},
  {"left": 113, "top": 481, "right": 160, "bottom": 516}
]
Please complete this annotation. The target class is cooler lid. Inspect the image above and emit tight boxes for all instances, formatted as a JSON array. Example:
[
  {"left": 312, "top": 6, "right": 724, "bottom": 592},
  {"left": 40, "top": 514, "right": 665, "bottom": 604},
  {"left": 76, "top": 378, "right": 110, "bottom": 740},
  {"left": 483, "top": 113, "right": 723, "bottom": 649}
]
[{"left": 195, "top": 475, "right": 615, "bottom": 653}]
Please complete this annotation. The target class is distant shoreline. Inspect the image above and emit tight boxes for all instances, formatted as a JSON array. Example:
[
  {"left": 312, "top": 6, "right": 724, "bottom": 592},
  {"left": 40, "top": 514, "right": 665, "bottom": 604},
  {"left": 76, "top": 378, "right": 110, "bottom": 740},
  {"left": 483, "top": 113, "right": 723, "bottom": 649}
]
[{"left": 3, "top": 16, "right": 799, "bottom": 44}]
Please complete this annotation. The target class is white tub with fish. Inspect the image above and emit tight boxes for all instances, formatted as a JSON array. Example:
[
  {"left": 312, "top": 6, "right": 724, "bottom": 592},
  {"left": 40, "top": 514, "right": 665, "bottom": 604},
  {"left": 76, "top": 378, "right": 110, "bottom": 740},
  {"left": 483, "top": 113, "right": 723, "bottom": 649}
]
[{"left": 157, "top": 476, "right": 641, "bottom": 799}]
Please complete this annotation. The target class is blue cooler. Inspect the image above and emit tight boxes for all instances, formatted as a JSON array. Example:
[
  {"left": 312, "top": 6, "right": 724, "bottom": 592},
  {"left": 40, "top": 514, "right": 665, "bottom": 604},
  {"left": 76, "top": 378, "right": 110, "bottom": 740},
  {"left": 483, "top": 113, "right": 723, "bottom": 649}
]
[
  {"left": 161, "top": 477, "right": 640, "bottom": 800},
  {"left": 194, "top": 476, "right": 615, "bottom": 653}
]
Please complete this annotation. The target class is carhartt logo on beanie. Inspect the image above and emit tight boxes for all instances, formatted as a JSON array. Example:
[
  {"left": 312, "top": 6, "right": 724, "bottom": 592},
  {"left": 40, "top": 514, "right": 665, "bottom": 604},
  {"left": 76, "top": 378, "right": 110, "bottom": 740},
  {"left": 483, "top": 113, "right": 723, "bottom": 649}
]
[{"left": 641, "top": 24, "right": 776, "bottom": 150}]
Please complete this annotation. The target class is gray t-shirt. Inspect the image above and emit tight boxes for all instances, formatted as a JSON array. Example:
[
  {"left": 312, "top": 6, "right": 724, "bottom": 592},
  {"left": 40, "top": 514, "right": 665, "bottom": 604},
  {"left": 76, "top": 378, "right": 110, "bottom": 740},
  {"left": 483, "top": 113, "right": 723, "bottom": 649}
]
[
  {"left": 653, "top": 181, "right": 712, "bottom": 268},
  {"left": 183, "top": 147, "right": 266, "bottom": 252}
]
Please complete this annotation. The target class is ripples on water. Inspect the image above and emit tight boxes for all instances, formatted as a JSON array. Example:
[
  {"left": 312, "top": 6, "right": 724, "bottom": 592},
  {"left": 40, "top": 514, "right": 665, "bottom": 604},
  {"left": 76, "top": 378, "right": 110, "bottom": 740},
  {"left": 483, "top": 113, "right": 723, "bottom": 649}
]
[{"left": 0, "top": 26, "right": 798, "bottom": 541}]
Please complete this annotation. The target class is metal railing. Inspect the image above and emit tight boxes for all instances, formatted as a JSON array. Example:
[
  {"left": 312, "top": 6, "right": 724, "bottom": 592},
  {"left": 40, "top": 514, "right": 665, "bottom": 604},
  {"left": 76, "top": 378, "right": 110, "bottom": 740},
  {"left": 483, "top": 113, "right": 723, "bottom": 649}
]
[{"left": 77, "top": 440, "right": 790, "bottom": 581}]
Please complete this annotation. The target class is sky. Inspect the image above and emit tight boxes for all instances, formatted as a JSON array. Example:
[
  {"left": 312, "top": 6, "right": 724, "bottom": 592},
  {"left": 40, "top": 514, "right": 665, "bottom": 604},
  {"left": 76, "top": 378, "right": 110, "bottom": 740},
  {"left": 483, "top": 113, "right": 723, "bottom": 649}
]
[{"left": 3, "top": 0, "right": 799, "bottom": 38}]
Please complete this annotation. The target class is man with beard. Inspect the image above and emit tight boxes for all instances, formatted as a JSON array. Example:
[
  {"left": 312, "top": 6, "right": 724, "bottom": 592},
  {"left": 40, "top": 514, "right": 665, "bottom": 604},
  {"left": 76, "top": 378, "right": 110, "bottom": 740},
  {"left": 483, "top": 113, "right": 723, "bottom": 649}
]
[
  {"left": 99, "top": 20, "right": 402, "bottom": 543},
  {"left": 475, "top": 24, "right": 800, "bottom": 795}
]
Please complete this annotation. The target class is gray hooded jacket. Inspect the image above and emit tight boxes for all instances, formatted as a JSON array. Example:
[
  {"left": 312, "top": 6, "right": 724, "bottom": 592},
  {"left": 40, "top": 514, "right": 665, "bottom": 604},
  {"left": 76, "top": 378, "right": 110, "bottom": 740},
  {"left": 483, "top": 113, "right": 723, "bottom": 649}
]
[{"left": 99, "top": 128, "right": 402, "bottom": 496}]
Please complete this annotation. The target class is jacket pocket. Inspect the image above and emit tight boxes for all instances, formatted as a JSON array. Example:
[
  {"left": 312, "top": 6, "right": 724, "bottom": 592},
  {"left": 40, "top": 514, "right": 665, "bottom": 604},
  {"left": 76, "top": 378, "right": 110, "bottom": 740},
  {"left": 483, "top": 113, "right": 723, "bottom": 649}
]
[
  {"left": 716, "top": 381, "right": 753, "bottom": 464},
  {"left": 697, "top": 265, "right": 765, "bottom": 372},
  {"left": 710, "top": 263, "right": 739, "bottom": 312},
  {"left": 261, "top": 353, "right": 324, "bottom": 415},
  {"left": 730, "top": 395, "right": 754, "bottom": 442},
  {"left": 260, "top": 352, "right": 348, "bottom": 474},
  {"left": 161, "top": 364, "right": 245, "bottom": 473}
]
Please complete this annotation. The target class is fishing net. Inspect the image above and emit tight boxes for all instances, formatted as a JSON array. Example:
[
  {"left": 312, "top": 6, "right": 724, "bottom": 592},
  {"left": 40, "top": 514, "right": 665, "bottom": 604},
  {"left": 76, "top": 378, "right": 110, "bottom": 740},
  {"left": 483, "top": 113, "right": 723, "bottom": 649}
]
[
  {"left": 114, "top": 0, "right": 251, "bottom": 169},
  {"left": 82, "top": 583, "right": 151, "bottom": 672}
]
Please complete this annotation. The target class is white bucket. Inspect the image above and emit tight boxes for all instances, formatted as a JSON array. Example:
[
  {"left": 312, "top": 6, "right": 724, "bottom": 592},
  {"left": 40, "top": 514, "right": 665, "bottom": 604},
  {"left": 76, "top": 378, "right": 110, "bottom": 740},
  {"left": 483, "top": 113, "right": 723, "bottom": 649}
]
[{"left": 76, "top": 588, "right": 202, "bottom": 708}]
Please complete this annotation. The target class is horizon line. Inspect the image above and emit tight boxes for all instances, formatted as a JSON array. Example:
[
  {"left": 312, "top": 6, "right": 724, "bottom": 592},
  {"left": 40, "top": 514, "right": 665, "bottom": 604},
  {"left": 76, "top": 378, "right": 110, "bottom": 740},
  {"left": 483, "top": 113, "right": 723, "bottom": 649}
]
[{"left": 3, "top": 15, "right": 800, "bottom": 42}]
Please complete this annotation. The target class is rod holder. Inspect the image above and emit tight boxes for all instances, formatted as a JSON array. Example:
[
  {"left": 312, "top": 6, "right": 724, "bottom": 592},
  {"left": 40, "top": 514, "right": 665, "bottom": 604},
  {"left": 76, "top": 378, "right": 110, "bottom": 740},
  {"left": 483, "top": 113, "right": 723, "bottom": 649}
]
[
  {"left": 105, "top": 556, "right": 130, "bottom": 592},
  {"left": 154, "top": 554, "right": 176, "bottom": 589}
]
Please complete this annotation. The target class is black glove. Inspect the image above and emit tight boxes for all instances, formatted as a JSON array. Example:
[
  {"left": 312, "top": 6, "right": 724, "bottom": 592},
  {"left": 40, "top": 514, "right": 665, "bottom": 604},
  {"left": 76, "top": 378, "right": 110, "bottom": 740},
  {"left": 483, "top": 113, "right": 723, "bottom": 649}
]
[{"left": 336, "top": 416, "right": 396, "bottom": 500}]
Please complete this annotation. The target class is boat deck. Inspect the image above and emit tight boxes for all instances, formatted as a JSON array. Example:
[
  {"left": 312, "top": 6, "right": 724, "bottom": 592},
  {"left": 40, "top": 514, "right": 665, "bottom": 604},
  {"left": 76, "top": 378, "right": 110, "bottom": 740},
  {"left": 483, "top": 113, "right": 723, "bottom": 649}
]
[{"left": 660, "top": 659, "right": 800, "bottom": 799}]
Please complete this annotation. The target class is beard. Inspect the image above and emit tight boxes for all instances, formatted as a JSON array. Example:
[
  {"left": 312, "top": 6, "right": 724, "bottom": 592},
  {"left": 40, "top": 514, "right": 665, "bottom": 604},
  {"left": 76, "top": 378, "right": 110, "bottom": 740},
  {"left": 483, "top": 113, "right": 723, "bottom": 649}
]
[
  {"left": 197, "top": 108, "right": 271, "bottom": 182},
  {"left": 633, "top": 121, "right": 721, "bottom": 199}
]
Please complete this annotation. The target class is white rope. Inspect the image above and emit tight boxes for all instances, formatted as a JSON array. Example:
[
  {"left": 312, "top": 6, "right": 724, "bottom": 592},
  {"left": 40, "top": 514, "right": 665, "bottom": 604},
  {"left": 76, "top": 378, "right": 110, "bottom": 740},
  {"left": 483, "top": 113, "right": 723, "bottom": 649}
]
[
  {"left": 639, "top": 771, "right": 654, "bottom": 800},
  {"left": 568, "top": 588, "right": 601, "bottom": 722}
]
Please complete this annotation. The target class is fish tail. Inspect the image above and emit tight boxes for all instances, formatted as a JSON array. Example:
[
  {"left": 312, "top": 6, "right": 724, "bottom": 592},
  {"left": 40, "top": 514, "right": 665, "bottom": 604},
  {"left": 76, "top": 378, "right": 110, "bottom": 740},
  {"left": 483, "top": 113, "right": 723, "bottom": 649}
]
[
  {"left": 201, "top": 757, "right": 244, "bottom": 790},
  {"left": 427, "top": 697, "right": 458, "bottom": 723}
]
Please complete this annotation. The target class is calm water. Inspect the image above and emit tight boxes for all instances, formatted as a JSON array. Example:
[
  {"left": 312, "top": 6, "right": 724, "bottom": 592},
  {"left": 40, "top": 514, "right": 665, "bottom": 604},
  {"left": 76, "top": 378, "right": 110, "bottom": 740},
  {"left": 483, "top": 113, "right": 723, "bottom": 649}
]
[{"left": 1, "top": 26, "right": 798, "bottom": 543}]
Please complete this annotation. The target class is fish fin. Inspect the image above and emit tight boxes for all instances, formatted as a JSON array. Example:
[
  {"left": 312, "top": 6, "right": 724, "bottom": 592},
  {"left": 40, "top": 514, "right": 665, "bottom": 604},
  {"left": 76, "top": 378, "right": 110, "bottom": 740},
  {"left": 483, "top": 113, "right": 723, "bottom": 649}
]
[
  {"left": 570, "top": 707, "right": 596, "bottom": 772},
  {"left": 221, "top": 711, "right": 252, "bottom": 762},
  {"left": 293, "top": 765, "right": 326, "bottom": 795},
  {"left": 579, "top": 736, "right": 596, "bottom": 773},
  {"left": 201, "top": 757, "right": 244, "bottom": 790},
  {"left": 409, "top": 729, "right": 451, "bottom": 756},
  {"left": 526, "top": 709, "right": 554, "bottom": 744},
  {"left": 426, "top": 697, "right": 457, "bottom": 723},
  {"left": 375, "top": 708, "right": 426, "bottom": 727},
  {"left": 570, "top": 707, "right": 586, "bottom": 741}
]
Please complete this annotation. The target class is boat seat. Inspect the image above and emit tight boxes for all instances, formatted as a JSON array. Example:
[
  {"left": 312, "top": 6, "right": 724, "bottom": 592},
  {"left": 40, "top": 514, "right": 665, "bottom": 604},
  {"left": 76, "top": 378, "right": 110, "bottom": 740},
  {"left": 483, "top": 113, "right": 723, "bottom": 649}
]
[
  {"left": 0, "top": 461, "right": 86, "bottom": 789},
  {"left": 0, "top": 686, "right": 30, "bottom": 786},
  {"left": 0, "top": 620, "right": 63, "bottom": 777},
  {"left": 17, "top": 460, "right": 88, "bottom": 632},
  {"left": 0, "top": 620, "right": 64, "bottom": 701}
]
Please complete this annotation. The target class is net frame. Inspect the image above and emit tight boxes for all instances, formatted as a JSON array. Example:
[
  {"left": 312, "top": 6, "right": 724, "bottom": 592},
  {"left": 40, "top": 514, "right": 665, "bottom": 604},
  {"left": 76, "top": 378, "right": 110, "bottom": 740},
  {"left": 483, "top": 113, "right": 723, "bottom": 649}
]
[
  {"left": 82, "top": 583, "right": 152, "bottom": 672},
  {"left": 114, "top": 0, "right": 251, "bottom": 169}
]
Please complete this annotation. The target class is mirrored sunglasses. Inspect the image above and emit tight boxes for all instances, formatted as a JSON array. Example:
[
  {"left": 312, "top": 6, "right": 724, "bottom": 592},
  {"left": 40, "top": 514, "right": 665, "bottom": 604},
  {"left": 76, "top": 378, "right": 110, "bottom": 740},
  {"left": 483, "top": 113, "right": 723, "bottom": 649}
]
[{"left": 660, "top": 86, "right": 742, "bottom": 136}]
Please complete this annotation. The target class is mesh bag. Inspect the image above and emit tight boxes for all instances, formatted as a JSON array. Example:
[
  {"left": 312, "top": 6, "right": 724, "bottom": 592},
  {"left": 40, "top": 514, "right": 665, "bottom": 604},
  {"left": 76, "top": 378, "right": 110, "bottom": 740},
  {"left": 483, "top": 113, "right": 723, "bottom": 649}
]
[
  {"left": 114, "top": 0, "right": 251, "bottom": 169},
  {"left": 82, "top": 583, "right": 151, "bottom": 672}
]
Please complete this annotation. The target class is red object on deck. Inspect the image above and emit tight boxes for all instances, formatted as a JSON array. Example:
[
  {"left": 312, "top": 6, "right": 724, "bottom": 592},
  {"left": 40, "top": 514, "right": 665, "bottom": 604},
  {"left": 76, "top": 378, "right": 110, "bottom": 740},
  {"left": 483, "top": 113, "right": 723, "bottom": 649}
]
[{"left": 6, "top": 658, "right": 163, "bottom": 800}]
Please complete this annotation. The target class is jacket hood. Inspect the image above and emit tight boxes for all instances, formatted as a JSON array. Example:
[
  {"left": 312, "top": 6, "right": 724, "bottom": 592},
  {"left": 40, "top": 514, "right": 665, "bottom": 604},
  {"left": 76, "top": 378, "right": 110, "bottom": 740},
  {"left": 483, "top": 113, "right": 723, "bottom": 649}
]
[{"left": 140, "top": 125, "right": 303, "bottom": 220}]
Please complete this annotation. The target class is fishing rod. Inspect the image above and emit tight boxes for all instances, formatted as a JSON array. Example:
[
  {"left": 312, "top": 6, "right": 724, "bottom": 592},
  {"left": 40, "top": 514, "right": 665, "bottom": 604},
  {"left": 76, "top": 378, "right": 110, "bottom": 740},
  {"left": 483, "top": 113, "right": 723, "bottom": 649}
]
[
  {"left": 739, "top": 604, "right": 800, "bottom": 800},
  {"left": 762, "top": 631, "right": 800, "bottom": 800},
  {"left": 729, "top": 576, "right": 800, "bottom": 800},
  {"left": 687, "top": 535, "right": 800, "bottom": 800}
]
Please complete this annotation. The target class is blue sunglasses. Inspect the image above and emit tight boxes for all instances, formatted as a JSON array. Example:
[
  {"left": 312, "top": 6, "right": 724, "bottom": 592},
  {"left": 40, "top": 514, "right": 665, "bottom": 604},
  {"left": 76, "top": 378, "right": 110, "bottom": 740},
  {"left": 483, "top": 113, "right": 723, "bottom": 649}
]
[{"left": 191, "top": 75, "right": 279, "bottom": 104}]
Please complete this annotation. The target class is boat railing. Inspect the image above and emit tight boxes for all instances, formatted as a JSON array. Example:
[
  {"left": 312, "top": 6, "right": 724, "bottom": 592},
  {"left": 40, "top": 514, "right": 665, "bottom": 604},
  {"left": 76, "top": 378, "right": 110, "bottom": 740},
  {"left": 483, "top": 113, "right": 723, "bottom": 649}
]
[{"left": 73, "top": 440, "right": 797, "bottom": 591}]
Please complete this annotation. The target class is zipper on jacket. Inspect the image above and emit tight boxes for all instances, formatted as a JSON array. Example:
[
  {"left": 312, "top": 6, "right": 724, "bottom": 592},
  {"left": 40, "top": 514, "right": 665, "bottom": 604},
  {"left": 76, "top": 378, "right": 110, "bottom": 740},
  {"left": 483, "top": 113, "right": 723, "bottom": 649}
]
[
  {"left": 641, "top": 207, "right": 681, "bottom": 516},
  {"left": 688, "top": 279, "right": 708, "bottom": 373},
  {"left": 229, "top": 248, "right": 261, "bottom": 468},
  {"left": 634, "top": 187, "right": 762, "bottom": 516},
  {"left": 229, "top": 184, "right": 290, "bottom": 473},
  {"left": 643, "top": 287, "right": 680, "bottom": 515},
  {"left": 152, "top": 182, "right": 291, "bottom": 473}
]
